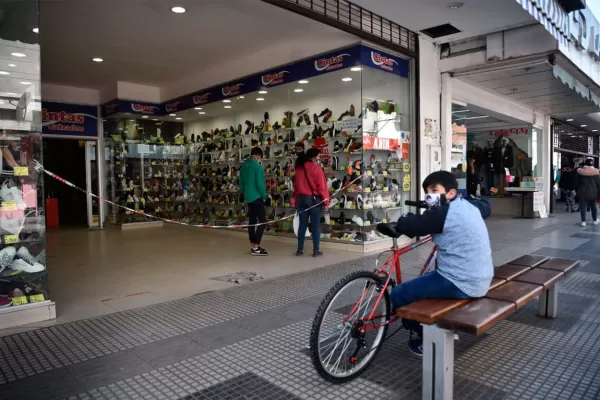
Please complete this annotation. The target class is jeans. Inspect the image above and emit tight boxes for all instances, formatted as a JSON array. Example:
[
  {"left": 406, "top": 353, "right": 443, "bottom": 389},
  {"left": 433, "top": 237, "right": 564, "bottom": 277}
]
[
  {"left": 296, "top": 195, "right": 321, "bottom": 252},
  {"left": 390, "top": 271, "right": 471, "bottom": 338},
  {"left": 247, "top": 199, "right": 266, "bottom": 245},
  {"left": 580, "top": 199, "right": 598, "bottom": 222},
  {"left": 563, "top": 190, "right": 576, "bottom": 212}
]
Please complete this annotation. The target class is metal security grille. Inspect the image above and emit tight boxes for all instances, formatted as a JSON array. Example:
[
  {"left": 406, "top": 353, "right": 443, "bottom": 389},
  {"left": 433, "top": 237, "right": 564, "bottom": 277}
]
[
  {"left": 552, "top": 119, "right": 599, "bottom": 158},
  {"left": 261, "top": 0, "right": 417, "bottom": 57}
]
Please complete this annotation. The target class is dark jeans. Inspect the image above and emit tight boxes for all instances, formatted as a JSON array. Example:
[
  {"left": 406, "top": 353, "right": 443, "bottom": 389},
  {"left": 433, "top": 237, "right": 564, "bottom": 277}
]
[
  {"left": 580, "top": 199, "right": 598, "bottom": 222},
  {"left": 390, "top": 271, "right": 471, "bottom": 338},
  {"left": 296, "top": 195, "right": 321, "bottom": 252},
  {"left": 247, "top": 199, "right": 266, "bottom": 245}
]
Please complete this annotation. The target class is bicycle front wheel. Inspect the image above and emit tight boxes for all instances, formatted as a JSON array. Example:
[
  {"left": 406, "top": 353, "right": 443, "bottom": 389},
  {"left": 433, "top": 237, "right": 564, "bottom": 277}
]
[{"left": 310, "top": 270, "right": 391, "bottom": 383}]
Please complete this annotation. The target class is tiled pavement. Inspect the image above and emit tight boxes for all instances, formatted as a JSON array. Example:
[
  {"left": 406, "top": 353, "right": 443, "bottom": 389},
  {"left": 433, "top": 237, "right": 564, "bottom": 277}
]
[{"left": 1, "top": 213, "right": 600, "bottom": 399}]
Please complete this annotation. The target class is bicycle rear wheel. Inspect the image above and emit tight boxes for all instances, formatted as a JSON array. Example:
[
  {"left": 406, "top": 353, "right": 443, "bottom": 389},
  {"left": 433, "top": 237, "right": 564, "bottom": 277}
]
[{"left": 310, "top": 270, "right": 391, "bottom": 383}]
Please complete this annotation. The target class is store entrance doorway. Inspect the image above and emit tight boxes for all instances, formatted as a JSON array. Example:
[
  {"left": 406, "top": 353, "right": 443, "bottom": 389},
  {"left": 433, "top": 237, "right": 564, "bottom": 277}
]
[{"left": 42, "top": 138, "right": 100, "bottom": 227}]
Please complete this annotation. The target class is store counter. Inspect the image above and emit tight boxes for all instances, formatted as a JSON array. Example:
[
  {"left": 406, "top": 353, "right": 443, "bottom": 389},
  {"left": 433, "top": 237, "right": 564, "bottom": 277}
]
[{"left": 486, "top": 189, "right": 539, "bottom": 219}]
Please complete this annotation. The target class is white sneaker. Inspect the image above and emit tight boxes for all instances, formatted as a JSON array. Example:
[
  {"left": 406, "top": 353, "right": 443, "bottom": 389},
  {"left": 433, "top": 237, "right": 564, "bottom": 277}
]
[
  {"left": 594, "top": 220, "right": 600, "bottom": 226},
  {"left": 581, "top": 222, "right": 587, "bottom": 227},
  {"left": 11, "top": 257, "right": 45, "bottom": 273},
  {"left": 0, "top": 246, "right": 16, "bottom": 273},
  {"left": 352, "top": 215, "right": 364, "bottom": 226},
  {"left": 0, "top": 181, "right": 25, "bottom": 210}
]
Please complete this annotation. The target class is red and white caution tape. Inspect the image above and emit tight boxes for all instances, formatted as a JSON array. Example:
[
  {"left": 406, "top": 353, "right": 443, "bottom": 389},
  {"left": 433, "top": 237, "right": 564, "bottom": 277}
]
[{"left": 32, "top": 160, "right": 363, "bottom": 229}]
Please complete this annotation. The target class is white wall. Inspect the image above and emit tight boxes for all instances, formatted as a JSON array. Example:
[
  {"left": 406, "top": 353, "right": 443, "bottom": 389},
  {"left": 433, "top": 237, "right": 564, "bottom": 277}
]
[
  {"left": 42, "top": 83, "right": 100, "bottom": 105},
  {"left": 418, "top": 38, "right": 441, "bottom": 181},
  {"left": 116, "top": 82, "right": 161, "bottom": 103}
]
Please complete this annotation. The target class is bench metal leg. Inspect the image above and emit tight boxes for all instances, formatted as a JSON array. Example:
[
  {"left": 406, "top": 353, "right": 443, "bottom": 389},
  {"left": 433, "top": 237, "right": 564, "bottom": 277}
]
[
  {"left": 538, "top": 285, "right": 558, "bottom": 318},
  {"left": 422, "top": 324, "right": 454, "bottom": 400}
]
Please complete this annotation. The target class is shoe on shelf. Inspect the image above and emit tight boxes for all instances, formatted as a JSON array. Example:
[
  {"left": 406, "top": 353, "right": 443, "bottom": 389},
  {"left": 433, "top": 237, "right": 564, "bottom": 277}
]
[
  {"left": 313, "top": 113, "right": 319, "bottom": 124},
  {"left": 303, "top": 113, "right": 311, "bottom": 126},
  {"left": 0, "top": 246, "right": 16, "bottom": 272},
  {"left": 408, "top": 338, "right": 423, "bottom": 357},
  {"left": 251, "top": 247, "right": 269, "bottom": 256},
  {"left": 313, "top": 250, "right": 323, "bottom": 257},
  {"left": 323, "top": 110, "right": 333, "bottom": 123},
  {"left": 581, "top": 222, "right": 587, "bottom": 227},
  {"left": 11, "top": 257, "right": 45, "bottom": 273},
  {"left": 0, "top": 296, "right": 11, "bottom": 308},
  {"left": 0, "top": 181, "right": 26, "bottom": 210},
  {"left": 296, "top": 109, "right": 308, "bottom": 117},
  {"left": 352, "top": 215, "right": 364, "bottom": 226}
]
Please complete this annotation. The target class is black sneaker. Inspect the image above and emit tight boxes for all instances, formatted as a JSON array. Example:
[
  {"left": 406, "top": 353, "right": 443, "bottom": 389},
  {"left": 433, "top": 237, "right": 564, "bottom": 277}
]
[
  {"left": 408, "top": 338, "right": 423, "bottom": 357},
  {"left": 296, "top": 250, "right": 304, "bottom": 256},
  {"left": 251, "top": 247, "right": 269, "bottom": 256},
  {"left": 313, "top": 250, "right": 323, "bottom": 257}
]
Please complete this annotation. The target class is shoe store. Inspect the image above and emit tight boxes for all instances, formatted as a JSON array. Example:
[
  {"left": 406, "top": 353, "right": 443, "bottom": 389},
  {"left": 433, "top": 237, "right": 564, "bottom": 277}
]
[
  {"left": 103, "top": 44, "right": 415, "bottom": 248},
  {"left": 0, "top": 0, "right": 419, "bottom": 329}
]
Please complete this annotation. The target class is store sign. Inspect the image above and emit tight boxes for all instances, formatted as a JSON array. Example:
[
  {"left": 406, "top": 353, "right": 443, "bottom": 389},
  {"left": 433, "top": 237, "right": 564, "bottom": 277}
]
[
  {"left": 222, "top": 83, "right": 244, "bottom": 97},
  {"left": 261, "top": 71, "right": 290, "bottom": 86},
  {"left": 42, "top": 101, "right": 98, "bottom": 137},
  {"left": 129, "top": 101, "right": 161, "bottom": 115},
  {"left": 569, "top": 7, "right": 600, "bottom": 58},
  {"left": 489, "top": 128, "right": 530, "bottom": 137},
  {"left": 363, "top": 136, "right": 400, "bottom": 150},
  {"left": 360, "top": 47, "right": 409, "bottom": 77},
  {"left": 164, "top": 101, "right": 180, "bottom": 113}
]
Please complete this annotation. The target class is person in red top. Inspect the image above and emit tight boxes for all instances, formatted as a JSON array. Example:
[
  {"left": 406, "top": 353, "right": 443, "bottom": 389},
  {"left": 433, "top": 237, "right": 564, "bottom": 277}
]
[{"left": 293, "top": 148, "right": 329, "bottom": 257}]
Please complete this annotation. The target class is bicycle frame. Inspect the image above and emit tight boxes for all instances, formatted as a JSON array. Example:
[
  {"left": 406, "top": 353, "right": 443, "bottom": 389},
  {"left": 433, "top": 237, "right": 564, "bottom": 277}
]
[{"left": 345, "top": 236, "right": 437, "bottom": 334}]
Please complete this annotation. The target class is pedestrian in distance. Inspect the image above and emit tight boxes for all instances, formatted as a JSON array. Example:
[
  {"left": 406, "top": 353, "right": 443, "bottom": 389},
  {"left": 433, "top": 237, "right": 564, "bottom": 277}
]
[
  {"left": 558, "top": 165, "right": 577, "bottom": 213},
  {"left": 239, "top": 147, "right": 269, "bottom": 255},
  {"left": 292, "top": 148, "right": 329, "bottom": 257},
  {"left": 575, "top": 158, "right": 600, "bottom": 227}
]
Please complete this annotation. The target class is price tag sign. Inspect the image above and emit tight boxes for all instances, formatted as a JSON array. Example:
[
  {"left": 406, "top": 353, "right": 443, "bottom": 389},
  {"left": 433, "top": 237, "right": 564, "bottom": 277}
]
[
  {"left": 126, "top": 210, "right": 132, "bottom": 214},
  {"left": 364, "top": 221, "right": 371, "bottom": 226},
  {"left": 383, "top": 171, "right": 388, "bottom": 176},
  {"left": 383, "top": 218, "right": 388, "bottom": 223},
  {"left": 365, "top": 188, "right": 371, "bottom": 193},
  {"left": 403, "top": 163, "right": 411, "bottom": 172},
  {"left": 284, "top": 202, "right": 290, "bottom": 208},
  {"left": 14, "top": 166, "right": 28, "bottom": 176},
  {"left": 29, "top": 294, "right": 45, "bottom": 303},
  {"left": 4, "top": 235, "right": 19, "bottom": 244},
  {"left": 2, "top": 201, "right": 17, "bottom": 211},
  {"left": 342, "top": 116, "right": 359, "bottom": 132},
  {"left": 403, "top": 183, "right": 411, "bottom": 192},
  {"left": 367, "top": 171, "right": 373, "bottom": 176},
  {"left": 344, "top": 148, "right": 349, "bottom": 153},
  {"left": 12, "top": 296, "right": 28, "bottom": 306},
  {"left": 383, "top": 187, "right": 389, "bottom": 192}
]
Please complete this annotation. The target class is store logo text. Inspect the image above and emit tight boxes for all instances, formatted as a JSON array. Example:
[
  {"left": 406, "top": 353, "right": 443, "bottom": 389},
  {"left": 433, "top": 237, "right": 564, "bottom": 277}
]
[
  {"left": 371, "top": 52, "right": 398, "bottom": 71},
  {"left": 42, "top": 109, "right": 85, "bottom": 124},
  {"left": 261, "top": 71, "right": 289, "bottom": 86},
  {"left": 315, "top": 53, "right": 350, "bottom": 72},
  {"left": 489, "top": 128, "right": 529, "bottom": 137},
  {"left": 193, "top": 93, "right": 211, "bottom": 105},
  {"left": 165, "top": 102, "right": 180, "bottom": 113},
  {"left": 222, "top": 84, "right": 243, "bottom": 97},
  {"left": 131, "top": 103, "right": 160, "bottom": 114}
]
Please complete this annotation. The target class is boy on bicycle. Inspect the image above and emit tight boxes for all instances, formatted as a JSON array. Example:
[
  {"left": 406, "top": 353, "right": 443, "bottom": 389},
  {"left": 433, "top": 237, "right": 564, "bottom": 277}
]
[{"left": 391, "top": 171, "right": 493, "bottom": 356}]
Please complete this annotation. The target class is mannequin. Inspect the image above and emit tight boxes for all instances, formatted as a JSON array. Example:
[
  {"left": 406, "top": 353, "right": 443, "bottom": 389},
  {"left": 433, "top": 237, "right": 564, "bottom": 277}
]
[
  {"left": 482, "top": 138, "right": 495, "bottom": 194},
  {"left": 491, "top": 137, "right": 514, "bottom": 191}
]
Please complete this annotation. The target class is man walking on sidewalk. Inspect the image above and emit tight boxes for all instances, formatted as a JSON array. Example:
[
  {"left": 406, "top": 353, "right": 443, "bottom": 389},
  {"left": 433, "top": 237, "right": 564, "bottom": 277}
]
[{"left": 239, "top": 147, "right": 269, "bottom": 256}]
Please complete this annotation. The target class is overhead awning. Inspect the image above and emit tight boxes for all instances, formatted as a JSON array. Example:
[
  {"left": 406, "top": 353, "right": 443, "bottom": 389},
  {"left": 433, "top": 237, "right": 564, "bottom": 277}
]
[{"left": 452, "top": 58, "right": 600, "bottom": 119}]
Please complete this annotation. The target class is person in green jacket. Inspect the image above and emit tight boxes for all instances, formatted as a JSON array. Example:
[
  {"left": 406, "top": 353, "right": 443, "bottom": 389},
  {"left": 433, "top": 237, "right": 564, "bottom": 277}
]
[{"left": 239, "top": 147, "right": 269, "bottom": 255}]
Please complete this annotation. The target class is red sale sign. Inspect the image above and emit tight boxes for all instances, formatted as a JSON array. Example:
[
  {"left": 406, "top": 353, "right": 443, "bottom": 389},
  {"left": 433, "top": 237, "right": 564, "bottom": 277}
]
[{"left": 363, "top": 136, "right": 399, "bottom": 150}]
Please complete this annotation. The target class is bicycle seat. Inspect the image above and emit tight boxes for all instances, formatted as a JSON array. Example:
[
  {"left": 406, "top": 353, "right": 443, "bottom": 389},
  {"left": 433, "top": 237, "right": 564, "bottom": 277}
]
[{"left": 376, "top": 223, "right": 401, "bottom": 238}]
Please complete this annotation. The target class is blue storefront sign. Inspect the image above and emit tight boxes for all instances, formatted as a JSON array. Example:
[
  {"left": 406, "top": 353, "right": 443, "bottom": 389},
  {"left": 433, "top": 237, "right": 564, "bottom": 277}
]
[
  {"left": 42, "top": 101, "right": 98, "bottom": 137},
  {"left": 100, "top": 44, "right": 409, "bottom": 115}
]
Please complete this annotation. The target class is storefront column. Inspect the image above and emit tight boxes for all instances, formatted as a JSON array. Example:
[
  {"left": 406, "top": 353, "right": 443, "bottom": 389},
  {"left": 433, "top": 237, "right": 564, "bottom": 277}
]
[
  {"left": 440, "top": 73, "right": 453, "bottom": 171},
  {"left": 542, "top": 114, "right": 552, "bottom": 210}
]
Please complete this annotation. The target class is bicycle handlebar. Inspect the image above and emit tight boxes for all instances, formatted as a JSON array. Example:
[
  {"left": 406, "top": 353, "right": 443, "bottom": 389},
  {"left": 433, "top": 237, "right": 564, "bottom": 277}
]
[{"left": 404, "top": 200, "right": 428, "bottom": 209}]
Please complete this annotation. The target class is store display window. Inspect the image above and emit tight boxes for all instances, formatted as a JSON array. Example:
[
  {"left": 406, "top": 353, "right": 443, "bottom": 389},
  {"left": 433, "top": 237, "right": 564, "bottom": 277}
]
[
  {"left": 0, "top": 6, "right": 48, "bottom": 316},
  {"left": 102, "top": 44, "right": 413, "bottom": 246}
]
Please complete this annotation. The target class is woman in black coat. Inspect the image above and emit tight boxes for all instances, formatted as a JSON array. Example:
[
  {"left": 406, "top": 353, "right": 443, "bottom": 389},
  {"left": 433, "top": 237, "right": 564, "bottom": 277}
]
[
  {"left": 575, "top": 159, "right": 600, "bottom": 226},
  {"left": 559, "top": 166, "right": 577, "bottom": 212}
]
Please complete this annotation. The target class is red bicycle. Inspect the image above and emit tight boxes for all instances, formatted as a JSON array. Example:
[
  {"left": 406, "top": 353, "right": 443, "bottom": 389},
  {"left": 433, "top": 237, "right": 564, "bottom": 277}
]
[{"left": 309, "top": 200, "right": 437, "bottom": 383}]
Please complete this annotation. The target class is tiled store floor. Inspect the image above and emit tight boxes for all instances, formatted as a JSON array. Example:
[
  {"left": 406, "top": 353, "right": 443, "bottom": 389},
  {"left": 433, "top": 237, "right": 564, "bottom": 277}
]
[{"left": 1, "top": 212, "right": 600, "bottom": 399}]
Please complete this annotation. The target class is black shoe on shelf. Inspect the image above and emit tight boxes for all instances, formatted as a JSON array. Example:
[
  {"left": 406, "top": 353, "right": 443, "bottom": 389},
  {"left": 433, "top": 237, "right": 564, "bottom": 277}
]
[
  {"left": 313, "top": 113, "right": 319, "bottom": 124},
  {"left": 339, "top": 110, "right": 350, "bottom": 120},
  {"left": 290, "top": 129, "right": 296, "bottom": 142},
  {"left": 273, "top": 121, "right": 281, "bottom": 130},
  {"left": 296, "top": 108, "right": 308, "bottom": 117},
  {"left": 238, "top": 124, "right": 242, "bottom": 134},
  {"left": 318, "top": 108, "right": 330, "bottom": 118},
  {"left": 296, "top": 117, "right": 302, "bottom": 127},
  {"left": 311, "top": 125, "right": 319, "bottom": 139},
  {"left": 303, "top": 113, "right": 311, "bottom": 126},
  {"left": 367, "top": 101, "right": 379, "bottom": 113},
  {"left": 251, "top": 247, "right": 269, "bottom": 256}
]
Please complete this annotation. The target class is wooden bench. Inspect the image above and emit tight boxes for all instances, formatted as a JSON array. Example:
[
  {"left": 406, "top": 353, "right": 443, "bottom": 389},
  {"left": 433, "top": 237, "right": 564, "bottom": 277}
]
[{"left": 395, "top": 254, "right": 580, "bottom": 400}]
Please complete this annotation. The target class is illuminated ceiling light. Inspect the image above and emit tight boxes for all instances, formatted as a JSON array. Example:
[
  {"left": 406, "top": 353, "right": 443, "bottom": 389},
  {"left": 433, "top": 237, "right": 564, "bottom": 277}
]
[
  {"left": 175, "top": 117, "right": 182, "bottom": 120},
  {"left": 33, "top": 28, "right": 39, "bottom": 33},
  {"left": 142, "top": 116, "right": 148, "bottom": 119},
  {"left": 194, "top": 107, "right": 202, "bottom": 110},
  {"left": 464, "top": 115, "right": 489, "bottom": 120},
  {"left": 129, "top": 119, "right": 135, "bottom": 122},
  {"left": 258, "top": 90, "right": 268, "bottom": 94},
  {"left": 447, "top": 2, "right": 464, "bottom": 9},
  {"left": 20, "top": 81, "right": 31, "bottom": 85},
  {"left": 224, "top": 105, "right": 232, "bottom": 109},
  {"left": 581, "top": 124, "right": 587, "bottom": 127},
  {"left": 452, "top": 109, "right": 469, "bottom": 113},
  {"left": 238, "top": 96, "right": 245, "bottom": 99},
  {"left": 199, "top": 112, "right": 206, "bottom": 115},
  {"left": 8, "top": 64, "right": 16, "bottom": 68},
  {"left": 222, "top": 99, "right": 231, "bottom": 103},
  {"left": 593, "top": 129, "right": 598, "bottom": 132},
  {"left": 171, "top": 6, "right": 186, "bottom": 13},
  {"left": 256, "top": 98, "right": 265, "bottom": 101},
  {"left": 566, "top": 118, "right": 574, "bottom": 121},
  {"left": 169, "top": 113, "right": 176, "bottom": 116},
  {"left": 341, "top": 77, "right": 353, "bottom": 82},
  {"left": 298, "top": 80, "right": 309, "bottom": 84},
  {"left": 350, "top": 67, "right": 362, "bottom": 72},
  {"left": 294, "top": 89, "right": 303, "bottom": 93},
  {"left": 92, "top": 57, "right": 103, "bottom": 62},
  {"left": 11, "top": 52, "right": 26, "bottom": 57},
  {"left": 0, "top": 71, "right": 9, "bottom": 75}
]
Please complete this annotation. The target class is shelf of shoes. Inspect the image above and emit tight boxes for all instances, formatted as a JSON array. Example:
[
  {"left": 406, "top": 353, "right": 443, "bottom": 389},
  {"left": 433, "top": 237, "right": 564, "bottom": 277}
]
[{"left": 0, "top": 134, "right": 49, "bottom": 313}]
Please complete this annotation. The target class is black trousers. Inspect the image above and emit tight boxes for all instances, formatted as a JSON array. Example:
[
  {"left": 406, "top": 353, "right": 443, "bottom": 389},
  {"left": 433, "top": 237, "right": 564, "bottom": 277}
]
[{"left": 247, "top": 199, "right": 266, "bottom": 245}]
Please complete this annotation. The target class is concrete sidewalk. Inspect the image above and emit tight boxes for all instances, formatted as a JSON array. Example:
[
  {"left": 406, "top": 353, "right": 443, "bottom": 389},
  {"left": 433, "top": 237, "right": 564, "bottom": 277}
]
[{"left": 0, "top": 213, "right": 599, "bottom": 400}]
